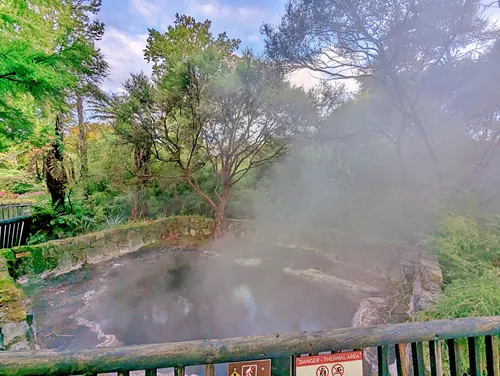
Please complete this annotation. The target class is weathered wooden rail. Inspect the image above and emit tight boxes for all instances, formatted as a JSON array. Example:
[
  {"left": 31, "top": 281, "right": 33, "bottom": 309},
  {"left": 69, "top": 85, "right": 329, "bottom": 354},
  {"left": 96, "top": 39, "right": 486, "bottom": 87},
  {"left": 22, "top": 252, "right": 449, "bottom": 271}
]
[
  {"left": 0, "top": 204, "right": 32, "bottom": 221},
  {"left": 0, "top": 204, "right": 33, "bottom": 249},
  {"left": 0, "top": 317, "right": 499, "bottom": 376}
]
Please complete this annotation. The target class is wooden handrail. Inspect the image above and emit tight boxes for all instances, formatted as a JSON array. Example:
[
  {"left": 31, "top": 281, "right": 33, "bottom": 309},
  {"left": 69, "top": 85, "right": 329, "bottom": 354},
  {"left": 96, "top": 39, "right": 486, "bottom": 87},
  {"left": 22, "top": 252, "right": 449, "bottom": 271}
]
[{"left": 0, "top": 317, "right": 499, "bottom": 375}]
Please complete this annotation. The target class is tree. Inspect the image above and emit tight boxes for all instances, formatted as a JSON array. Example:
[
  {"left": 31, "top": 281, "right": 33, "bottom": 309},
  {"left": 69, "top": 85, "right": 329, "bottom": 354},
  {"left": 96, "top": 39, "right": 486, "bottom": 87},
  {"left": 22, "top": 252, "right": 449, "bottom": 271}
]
[
  {"left": 144, "top": 15, "right": 309, "bottom": 237},
  {"left": 156, "top": 52, "right": 308, "bottom": 237},
  {"left": 96, "top": 72, "right": 155, "bottom": 219},
  {"left": 71, "top": 0, "right": 109, "bottom": 197},
  {"left": 144, "top": 14, "right": 240, "bottom": 77},
  {"left": 262, "top": 0, "right": 495, "bottom": 181},
  {"left": 436, "top": 38, "right": 500, "bottom": 180},
  {"left": 0, "top": 0, "right": 102, "bottom": 140}
]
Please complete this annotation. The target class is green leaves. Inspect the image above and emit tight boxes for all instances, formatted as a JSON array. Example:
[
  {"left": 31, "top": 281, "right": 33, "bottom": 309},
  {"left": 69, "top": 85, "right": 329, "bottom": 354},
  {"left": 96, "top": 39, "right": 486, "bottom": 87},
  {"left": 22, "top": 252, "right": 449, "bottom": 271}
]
[
  {"left": 0, "top": 0, "right": 107, "bottom": 140},
  {"left": 145, "top": 14, "right": 240, "bottom": 77}
]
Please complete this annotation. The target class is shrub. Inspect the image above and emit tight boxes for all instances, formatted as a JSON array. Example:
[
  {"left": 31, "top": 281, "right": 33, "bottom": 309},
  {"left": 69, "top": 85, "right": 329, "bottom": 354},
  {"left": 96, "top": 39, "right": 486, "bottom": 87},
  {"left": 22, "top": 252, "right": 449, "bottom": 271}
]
[
  {"left": 431, "top": 214, "right": 500, "bottom": 282},
  {"left": 421, "top": 267, "right": 500, "bottom": 320}
]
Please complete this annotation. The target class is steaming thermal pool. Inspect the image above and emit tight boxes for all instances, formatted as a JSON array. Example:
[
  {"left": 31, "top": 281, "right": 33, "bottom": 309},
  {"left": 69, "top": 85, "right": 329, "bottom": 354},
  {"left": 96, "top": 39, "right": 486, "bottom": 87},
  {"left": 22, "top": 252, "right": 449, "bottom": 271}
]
[{"left": 26, "top": 243, "right": 383, "bottom": 353}]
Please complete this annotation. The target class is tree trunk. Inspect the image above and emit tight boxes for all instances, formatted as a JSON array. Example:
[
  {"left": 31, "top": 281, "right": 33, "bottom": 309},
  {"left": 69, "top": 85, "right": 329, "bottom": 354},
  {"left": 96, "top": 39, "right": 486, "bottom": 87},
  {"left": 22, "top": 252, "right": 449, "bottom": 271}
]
[
  {"left": 412, "top": 114, "right": 443, "bottom": 183},
  {"left": 130, "top": 146, "right": 152, "bottom": 219},
  {"left": 394, "top": 141, "right": 407, "bottom": 181},
  {"left": 45, "top": 113, "right": 66, "bottom": 212},
  {"left": 77, "top": 95, "right": 88, "bottom": 197},
  {"left": 213, "top": 192, "right": 228, "bottom": 239}
]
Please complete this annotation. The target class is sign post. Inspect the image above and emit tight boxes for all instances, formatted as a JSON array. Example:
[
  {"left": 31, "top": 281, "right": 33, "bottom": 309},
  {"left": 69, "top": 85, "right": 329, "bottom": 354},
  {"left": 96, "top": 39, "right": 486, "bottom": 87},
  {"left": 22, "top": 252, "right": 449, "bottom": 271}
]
[{"left": 295, "top": 351, "right": 363, "bottom": 376}]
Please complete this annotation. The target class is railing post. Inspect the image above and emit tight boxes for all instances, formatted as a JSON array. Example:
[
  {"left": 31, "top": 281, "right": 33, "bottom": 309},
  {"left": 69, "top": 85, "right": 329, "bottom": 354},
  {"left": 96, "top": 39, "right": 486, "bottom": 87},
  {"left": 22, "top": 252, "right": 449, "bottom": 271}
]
[
  {"left": 378, "top": 345, "right": 389, "bottom": 376},
  {"left": 175, "top": 366, "right": 185, "bottom": 376},
  {"left": 271, "top": 356, "right": 291, "bottom": 376},
  {"left": 206, "top": 363, "right": 215, "bottom": 376},
  {"left": 395, "top": 343, "right": 409, "bottom": 376},
  {"left": 447, "top": 339, "right": 461, "bottom": 376},
  {"left": 290, "top": 355, "right": 297, "bottom": 376},
  {"left": 485, "top": 335, "right": 499, "bottom": 376},
  {"left": 468, "top": 337, "right": 482, "bottom": 376}
]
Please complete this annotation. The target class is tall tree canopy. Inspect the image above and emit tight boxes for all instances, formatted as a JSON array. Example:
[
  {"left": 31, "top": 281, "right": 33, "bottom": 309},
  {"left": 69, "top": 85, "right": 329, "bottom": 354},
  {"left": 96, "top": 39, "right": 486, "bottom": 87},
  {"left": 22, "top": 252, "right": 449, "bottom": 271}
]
[
  {"left": 262, "top": 0, "right": 495, "bottom": 181},
  {"left": 140, "top": 15, "right": 312, "bottom": 236},
  {"left": 0, "top": 0, "right": 106, "bottom": 142}
]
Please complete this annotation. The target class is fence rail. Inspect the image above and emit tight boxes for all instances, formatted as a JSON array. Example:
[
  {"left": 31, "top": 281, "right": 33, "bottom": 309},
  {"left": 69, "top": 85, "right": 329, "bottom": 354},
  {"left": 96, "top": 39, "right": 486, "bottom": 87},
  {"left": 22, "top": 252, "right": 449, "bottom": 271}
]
[
  {"left": 0, "top": 204, "right": 33, "bottom": 249},
  {"left": 0, "top": 317, "right": 499, "bottom": 376},
  {"left": 0, "top": 204, "right": 32, "bottom": 221}
]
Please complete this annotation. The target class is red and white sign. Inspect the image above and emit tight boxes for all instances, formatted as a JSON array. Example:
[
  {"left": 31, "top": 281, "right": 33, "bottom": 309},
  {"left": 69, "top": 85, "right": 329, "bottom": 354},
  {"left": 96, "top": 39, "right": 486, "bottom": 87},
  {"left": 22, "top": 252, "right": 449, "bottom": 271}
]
[{"left": 296, "top": 351, "right": 363, "bottom": 376}]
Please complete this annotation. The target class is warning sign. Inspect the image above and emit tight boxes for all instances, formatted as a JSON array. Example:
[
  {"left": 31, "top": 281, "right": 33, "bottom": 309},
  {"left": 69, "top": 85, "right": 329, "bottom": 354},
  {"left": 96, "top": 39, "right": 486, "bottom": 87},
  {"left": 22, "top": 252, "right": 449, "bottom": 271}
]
[
  {"left": 296, "top": 351, "right": 363, "bottom": 376},
  {"left": 243, "top": 365, "right": 258, "bottom": 376},
  {"left": 228, "top": 359, "right": 271, "bottom": 376},
  {"left": 316, "top": 365, "right": 329, "bottom": 376},
  {"left": 332, "top": 364, "right": 344, "bottom": 376}
]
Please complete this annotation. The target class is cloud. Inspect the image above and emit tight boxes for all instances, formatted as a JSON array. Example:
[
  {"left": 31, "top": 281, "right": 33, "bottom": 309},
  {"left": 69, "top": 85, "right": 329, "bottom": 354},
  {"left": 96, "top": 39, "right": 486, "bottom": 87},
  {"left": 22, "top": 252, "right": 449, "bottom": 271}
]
[
  {"left": 97, "top": 0, "right": 282, "bottom": 91},
  {"left": 98, "top": 27, "right": 151, "bottom": 91},
  {"left": 185, "top": 0, "right": 269, "bottom": 22},
  {"left": 129, "top": 0, "right": 161, "bottom": 20},
  {"left": 287, "top": 69, "right": 323, "bottom": 90},
  {"left": 287, "top": 55, "right": 360, "bottom": 93}
]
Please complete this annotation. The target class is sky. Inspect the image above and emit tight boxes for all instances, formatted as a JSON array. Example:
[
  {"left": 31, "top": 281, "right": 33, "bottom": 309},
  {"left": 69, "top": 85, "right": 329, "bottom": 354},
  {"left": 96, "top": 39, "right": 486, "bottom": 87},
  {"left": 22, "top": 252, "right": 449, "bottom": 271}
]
[
  {"left": 96, "top": 0, "right": 500, "bottom": 93},
  {"left": 96, "top": 0, "right": 293, "bottom": 92}
]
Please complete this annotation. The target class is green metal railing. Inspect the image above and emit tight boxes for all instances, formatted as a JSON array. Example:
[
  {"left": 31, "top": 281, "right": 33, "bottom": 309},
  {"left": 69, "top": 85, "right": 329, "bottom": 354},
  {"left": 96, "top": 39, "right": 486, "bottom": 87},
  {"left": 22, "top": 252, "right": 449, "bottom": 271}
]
[{"left": 0, "top": 317, "right": 499, "bottom": 376}]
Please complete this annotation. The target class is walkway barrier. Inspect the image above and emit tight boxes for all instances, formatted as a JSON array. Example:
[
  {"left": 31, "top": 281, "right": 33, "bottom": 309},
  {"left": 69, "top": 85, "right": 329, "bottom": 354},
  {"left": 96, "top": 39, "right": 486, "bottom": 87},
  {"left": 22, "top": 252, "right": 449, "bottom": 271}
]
[
  {"left": 0, "top": 317, "right": 498, "bottom": 376},
  {"left": 0, "top": 204, "right": 32, "bottom": 221},
  {"left": 0, "top": 204, "right": 33, "bottom": 249}
]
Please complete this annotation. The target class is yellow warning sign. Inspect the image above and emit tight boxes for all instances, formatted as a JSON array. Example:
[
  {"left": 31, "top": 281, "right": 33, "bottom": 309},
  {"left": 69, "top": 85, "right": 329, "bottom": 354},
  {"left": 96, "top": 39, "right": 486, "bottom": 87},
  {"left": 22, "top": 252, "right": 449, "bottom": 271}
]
[{"left": 231, "top": 372, "right": 241, "bottom": 376}]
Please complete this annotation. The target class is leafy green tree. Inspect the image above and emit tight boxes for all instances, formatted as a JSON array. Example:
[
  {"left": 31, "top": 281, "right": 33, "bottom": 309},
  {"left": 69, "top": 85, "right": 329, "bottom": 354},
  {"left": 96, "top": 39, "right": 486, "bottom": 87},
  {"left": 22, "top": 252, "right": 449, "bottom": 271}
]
[
  {"left": 71, "top": 0, "right": 109, "bottom": 198},
  {"left": 0, "top": 0, "right": 102, "bottom": 140},
  {"left": 142, "top": 15, "right": 314, "bottom": 236},
  {"left": 144, "top": 13, "right": 240, "bottom": 77},
  {"left": 96, "top": 72, "right": 155, "bottom": 218}
]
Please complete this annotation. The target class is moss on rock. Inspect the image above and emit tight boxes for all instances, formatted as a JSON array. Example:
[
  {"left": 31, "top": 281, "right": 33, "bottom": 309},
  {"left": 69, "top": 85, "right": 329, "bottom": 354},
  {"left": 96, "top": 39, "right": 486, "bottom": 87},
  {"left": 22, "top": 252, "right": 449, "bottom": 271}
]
[
  {"left": 4, "top": 216, "right": 217, "bottom": 278},
  {"left": 0, "top": 254, "right": 27, "bottom": 327}
]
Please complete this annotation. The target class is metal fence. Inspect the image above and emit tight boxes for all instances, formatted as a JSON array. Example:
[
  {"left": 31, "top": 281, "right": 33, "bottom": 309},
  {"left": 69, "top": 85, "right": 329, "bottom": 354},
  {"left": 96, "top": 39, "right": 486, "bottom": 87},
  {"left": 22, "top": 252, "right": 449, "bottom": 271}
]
[{"left": 0, "top": 316, "right": 498, "bottom": 376}]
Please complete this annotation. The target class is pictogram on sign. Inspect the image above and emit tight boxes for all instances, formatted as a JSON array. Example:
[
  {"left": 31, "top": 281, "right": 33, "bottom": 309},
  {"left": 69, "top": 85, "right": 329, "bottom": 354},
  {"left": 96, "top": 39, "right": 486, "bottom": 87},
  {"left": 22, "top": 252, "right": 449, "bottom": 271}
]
[
  {"left": 316, "top": 365, "right": 329, "bottom": 376},
  {"left": 243, "top": 365, "right": 258, "bottom": 376},
  {"left": 332, "top": 364, "right": 344, "bottom": 376}
]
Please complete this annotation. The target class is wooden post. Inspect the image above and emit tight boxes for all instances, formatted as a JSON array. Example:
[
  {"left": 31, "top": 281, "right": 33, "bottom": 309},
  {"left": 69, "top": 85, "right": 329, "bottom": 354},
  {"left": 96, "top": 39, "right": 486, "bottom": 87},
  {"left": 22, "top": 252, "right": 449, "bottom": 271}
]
[
  {"left": 436, "top": 341, "right": 443, "bottom": 376},
  {"left": 395, "top": 343, "right": 409, "bottom": 376},
  {"left": 206, "top": 364, "right": 215, "bottom": 376}
]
